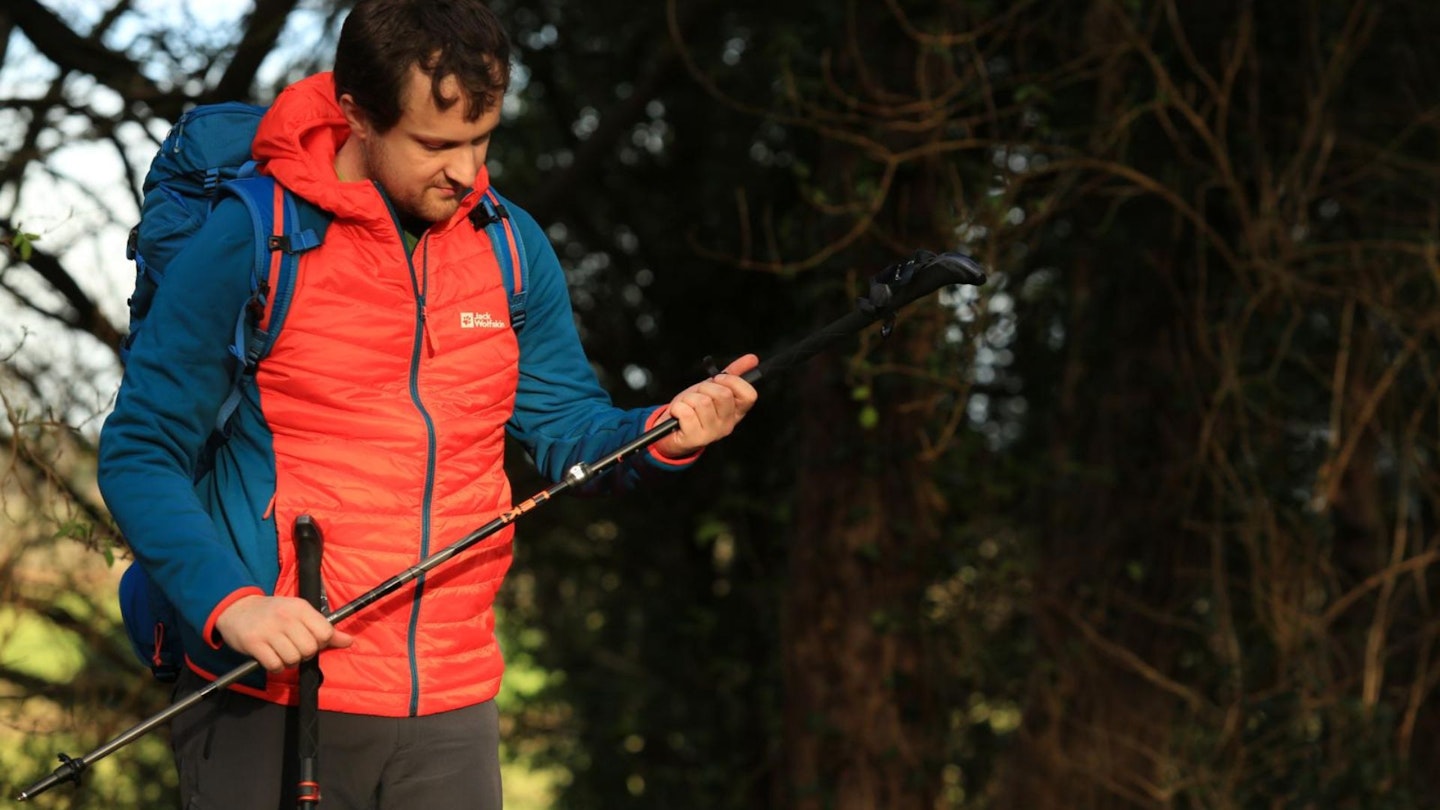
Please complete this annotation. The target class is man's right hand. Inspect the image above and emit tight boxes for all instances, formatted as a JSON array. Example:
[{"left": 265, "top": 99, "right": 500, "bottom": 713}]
[{"left": 214, "top": 595, "right": 354, "bottom": 672}]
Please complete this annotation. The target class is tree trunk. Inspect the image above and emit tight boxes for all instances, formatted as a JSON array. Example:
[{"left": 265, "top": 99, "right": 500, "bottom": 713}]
[{"left": 782, "top": 327, "right": 946, "bottom": 809}]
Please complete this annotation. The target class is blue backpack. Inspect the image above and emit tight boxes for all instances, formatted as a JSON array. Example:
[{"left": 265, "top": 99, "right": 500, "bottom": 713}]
[{"left": 117, "top": 101, "right": 531, "bottom": 681}]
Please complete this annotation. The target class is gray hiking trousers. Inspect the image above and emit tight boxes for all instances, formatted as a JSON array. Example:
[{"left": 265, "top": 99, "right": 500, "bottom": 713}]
[{"left": 170, "top": 669, "right": 502, "bottom": 809}]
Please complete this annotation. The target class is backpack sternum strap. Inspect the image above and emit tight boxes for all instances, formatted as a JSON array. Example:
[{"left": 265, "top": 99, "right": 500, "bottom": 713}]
[{"left": 268, "top": 229, "right": 323, "bottom": 254}]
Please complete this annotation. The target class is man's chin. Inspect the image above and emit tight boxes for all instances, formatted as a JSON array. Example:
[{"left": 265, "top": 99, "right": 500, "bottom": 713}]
[
  {"left": 396, "top": 199, "right": 461, "bottom": 226},
  {"left": 427, "top": 198, "right": 462, "bottom": 222}
]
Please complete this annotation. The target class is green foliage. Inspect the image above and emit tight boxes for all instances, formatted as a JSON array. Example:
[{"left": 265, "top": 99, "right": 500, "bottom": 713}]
[
  {"left": 2, "top": 227, "right": 40, "bottom": 261},
  {"left": 0, "top": 562, "right": 176, "bottom": 808}
]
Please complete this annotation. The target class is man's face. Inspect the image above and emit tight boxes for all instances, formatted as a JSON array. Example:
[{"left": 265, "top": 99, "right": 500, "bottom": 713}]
[{"left": 343, "top": 65, "right": 501, "bottom": 224}]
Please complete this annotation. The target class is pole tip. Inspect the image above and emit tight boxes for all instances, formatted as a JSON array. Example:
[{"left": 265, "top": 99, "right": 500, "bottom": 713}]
[{"left": 17, "top": 752, "right": 87, "bottom": 801}]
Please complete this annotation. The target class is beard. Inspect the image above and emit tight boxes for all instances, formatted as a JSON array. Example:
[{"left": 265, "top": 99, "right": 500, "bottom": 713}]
[{"left": 361, "top": 140, "right": 464, "bottom": 226}]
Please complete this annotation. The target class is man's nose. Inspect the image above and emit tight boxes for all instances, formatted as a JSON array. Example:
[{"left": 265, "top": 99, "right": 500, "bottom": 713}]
[{"left": 444, "top": 149, "right": 478, "bottom": 186}]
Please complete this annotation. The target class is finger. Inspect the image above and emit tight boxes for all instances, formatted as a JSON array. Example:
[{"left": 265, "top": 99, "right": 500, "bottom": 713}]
[
  {"left": 711, "top": 364, "right": 758, "bottom": 413},
  {"left": 666, "top": 396, "right": 696, "bottom": 428},
  {"left": 679, "top": 389, "right": 724, "bottom": 428},
  {"left": 727, "top": 384, "right": 756, "bottom": 414},
  {"left": 694, "top": 379, "right": 739, "bottom": 411},
  {"left": 289, "top": 630, "right": 321, "bottom": 661},
  {"left": 329, "top": 629, "right": 355, "bottom": 648},
  {"left": 285, "top": 615, "right": 326, "bottom": 659},
  {"left": 299, "top": 605, "right": 336, "bottom": 643},
  {"left": 253, "top": 647, "right": 285, "bottom": 673},
  {"left": 725, "top": 379, "right": 757, "bottom": 414},
  {"left": 721, "top": 353, "right": 759, "bottom": 377},
  {"left": 270, "top": 635, "right": 305, "bottom": 668}
]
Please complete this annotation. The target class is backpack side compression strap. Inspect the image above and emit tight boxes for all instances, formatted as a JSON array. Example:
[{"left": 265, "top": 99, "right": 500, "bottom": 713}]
[{"left": 212, "top": 176, "right": 323, "bottom": 435}]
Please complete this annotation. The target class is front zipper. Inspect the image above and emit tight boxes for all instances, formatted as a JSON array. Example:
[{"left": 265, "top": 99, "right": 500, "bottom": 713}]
[{"left": 378, "top": 184, "right": 439, "bottom": 717}]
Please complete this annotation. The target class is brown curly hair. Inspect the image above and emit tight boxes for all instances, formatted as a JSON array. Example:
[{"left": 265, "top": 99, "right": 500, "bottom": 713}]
[{"left": 334, "top": 0, "right": 512, "bottom": 132}]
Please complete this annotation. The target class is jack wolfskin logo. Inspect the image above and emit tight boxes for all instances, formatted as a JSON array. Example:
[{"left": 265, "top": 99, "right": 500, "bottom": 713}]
[{"left": 460, "top": 311, "right": 506, "bottom": 329}]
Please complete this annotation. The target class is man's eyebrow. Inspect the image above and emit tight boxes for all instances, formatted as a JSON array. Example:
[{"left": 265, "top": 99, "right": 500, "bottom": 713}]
[{"left": 414, "top": 131, "right": 494, "bottom": 147}]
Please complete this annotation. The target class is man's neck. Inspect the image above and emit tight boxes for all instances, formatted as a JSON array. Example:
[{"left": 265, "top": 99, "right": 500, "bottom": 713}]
[
  {"left": 333, "top": 136, "right": 365, "bottom": 184},
  {"left": 398, "top": 212, "right": 432, "bottom": 239}
]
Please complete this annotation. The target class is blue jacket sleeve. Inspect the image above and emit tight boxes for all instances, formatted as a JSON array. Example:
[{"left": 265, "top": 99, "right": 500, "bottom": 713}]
[
  {"left": 504, "top": 204, "right": 697, "bottom": 489},
  {"left": 98, "top": 198, "right": 265, "bottom": 639}
]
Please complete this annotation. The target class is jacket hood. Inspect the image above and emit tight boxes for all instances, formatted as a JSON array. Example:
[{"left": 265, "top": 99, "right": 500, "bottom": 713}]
[{"left": 253, "top": 72, "right": 488, "bottom": 229}]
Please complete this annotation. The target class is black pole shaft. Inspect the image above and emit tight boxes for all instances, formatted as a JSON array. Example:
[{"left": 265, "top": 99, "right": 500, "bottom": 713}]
[
  {"left": 16, "top": 249, "right": 985, "bottom": 802},
  {"left": 295, "top": 515, "right": 324, "bottom": 809},
  {"left": 15, "top": 658, "right": 263, "bottom": 801}
]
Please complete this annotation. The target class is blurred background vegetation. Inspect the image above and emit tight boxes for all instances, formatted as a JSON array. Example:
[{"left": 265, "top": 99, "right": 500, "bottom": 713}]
[{"left": 4, "top": 0, "right": 1440, "bottom": 807}]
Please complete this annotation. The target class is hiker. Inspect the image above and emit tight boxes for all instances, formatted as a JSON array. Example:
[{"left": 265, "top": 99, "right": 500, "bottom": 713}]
[{"left": 96, "top": 0, "right": 757, "bottom": 807}]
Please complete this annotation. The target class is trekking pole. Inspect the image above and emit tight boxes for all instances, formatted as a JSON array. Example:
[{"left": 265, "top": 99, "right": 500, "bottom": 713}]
[
  {"left": 16, "top": 249, "right": 985, "bottom": 802},
  {"left": 295, "top": 515, "right": 324, "bottom": 809}
]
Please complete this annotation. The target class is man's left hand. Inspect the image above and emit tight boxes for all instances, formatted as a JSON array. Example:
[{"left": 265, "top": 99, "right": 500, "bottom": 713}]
[{"left": 655, "top": 353, "right": 759, "bottom": 459}]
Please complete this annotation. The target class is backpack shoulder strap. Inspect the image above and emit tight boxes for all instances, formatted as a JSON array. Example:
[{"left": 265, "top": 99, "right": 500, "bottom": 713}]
[
  {"left": 472, "top": 188, "right": 529, "bottom": 332},
  {"left": 210, "top": 175, "right": 327, "bottom": 433}
]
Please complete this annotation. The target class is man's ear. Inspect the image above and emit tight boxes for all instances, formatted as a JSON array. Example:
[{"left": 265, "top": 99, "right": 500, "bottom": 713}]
[{"left": 337, "top": 94, "right": 371, "bottom": 140}]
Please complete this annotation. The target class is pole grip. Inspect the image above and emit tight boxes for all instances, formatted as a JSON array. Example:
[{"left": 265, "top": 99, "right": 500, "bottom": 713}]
[
  {"left": 877, "top": 250, "right": 987, "bottom": 310},
  {"left": 741, "top": 251, "right": 985, "bottom": 384},
  {"left": 296, "top": 515, "right": 323, "bottom": 611},
  {"left": 294, "top": 515, "right": 323, "bottom": 809}
]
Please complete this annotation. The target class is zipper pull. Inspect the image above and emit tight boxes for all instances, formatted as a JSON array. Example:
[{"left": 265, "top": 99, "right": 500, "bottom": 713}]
[
  {"left": 421, "top": 297, "right": 440, "bottom": 355},
  {"left": 418, "top": 236, "right": 439, "bottom": 355}
]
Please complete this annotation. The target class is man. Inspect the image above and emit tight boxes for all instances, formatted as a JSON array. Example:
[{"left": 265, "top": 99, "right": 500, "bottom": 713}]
[{"left": 97, "top": 1, "right": 757, "bottom": 807}]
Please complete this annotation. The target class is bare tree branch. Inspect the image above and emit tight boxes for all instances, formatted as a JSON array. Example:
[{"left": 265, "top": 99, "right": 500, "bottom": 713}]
[
  {"left": 210, "top": 0, "right": 304, "bottom": 101},
  {"left": 5, "top": 0, "right": 175, "bottom": 111},
  {"left": 1, "top": 216, "right": 124, "bottom": 357}
]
